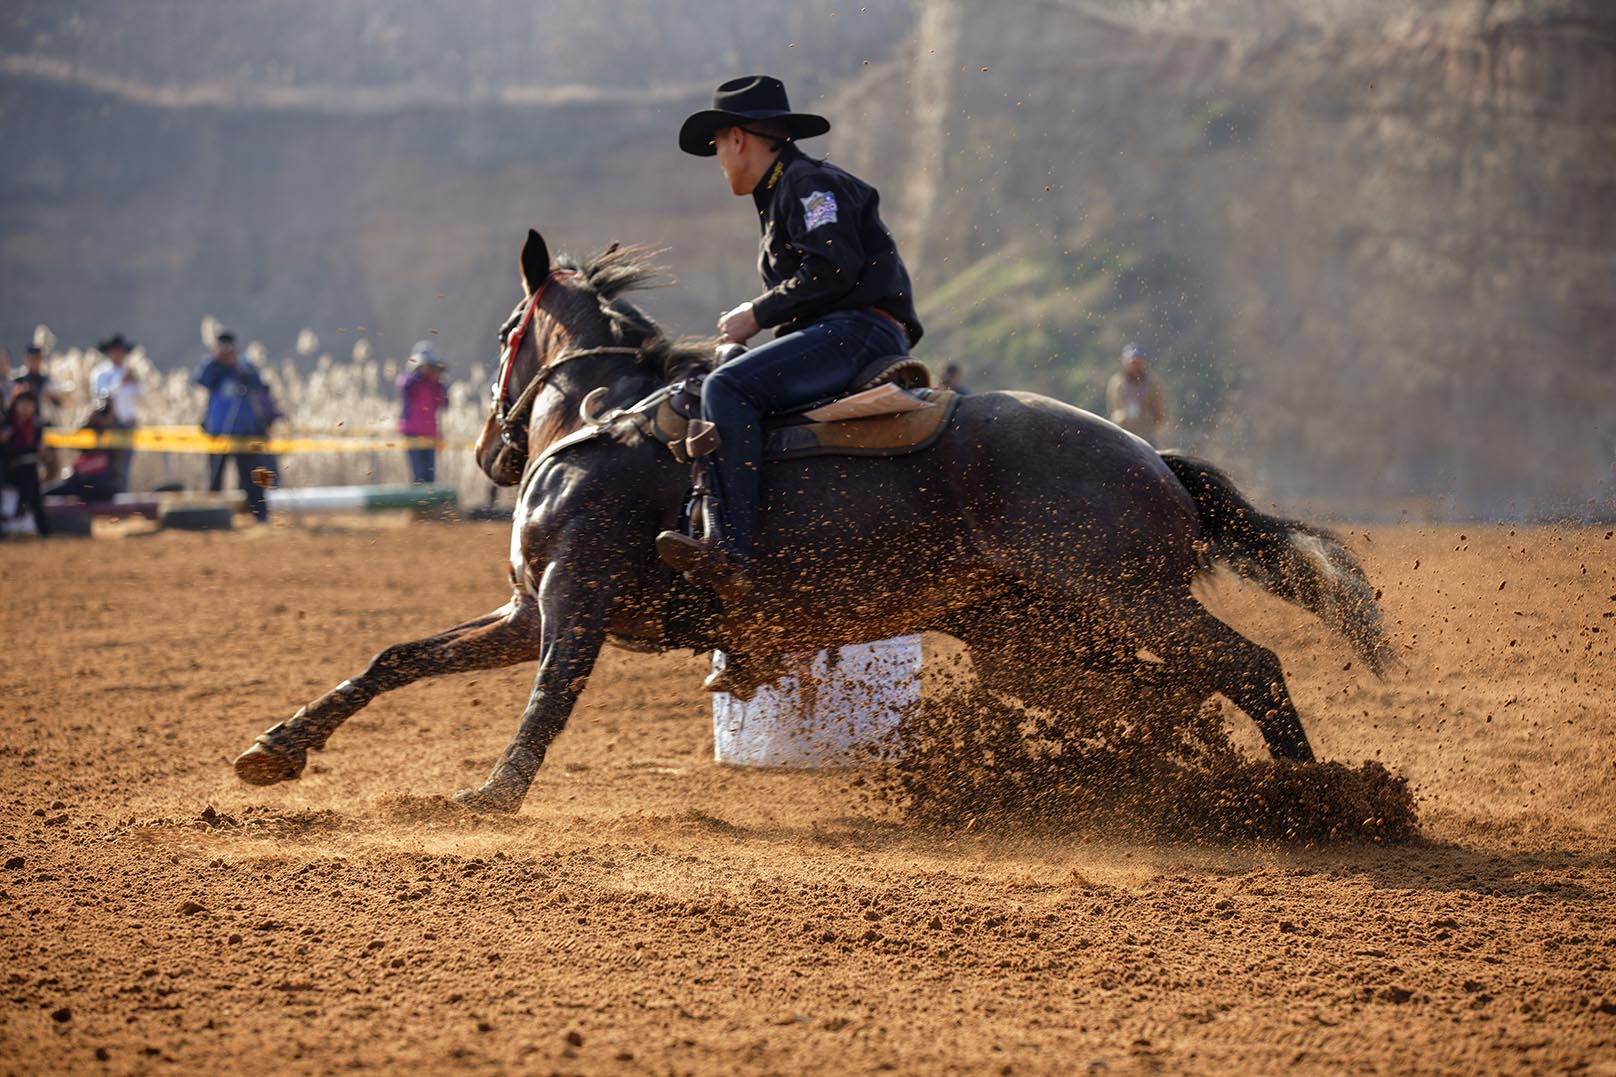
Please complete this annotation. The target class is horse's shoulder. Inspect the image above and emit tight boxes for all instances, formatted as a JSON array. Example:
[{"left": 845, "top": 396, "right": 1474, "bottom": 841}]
[{"left": 525, "top": 421, "right": 665, "bottom": 493}]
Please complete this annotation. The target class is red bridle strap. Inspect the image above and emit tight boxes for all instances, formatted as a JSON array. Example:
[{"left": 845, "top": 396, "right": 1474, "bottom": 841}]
[{"left": 495, "top": 269, "right": 575, "bottom": 414}]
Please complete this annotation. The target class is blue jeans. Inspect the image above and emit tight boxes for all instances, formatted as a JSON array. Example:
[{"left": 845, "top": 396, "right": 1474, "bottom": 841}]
[
  {"left": 8, "top": 464, "right": 52, "bottom": 536},
  {"left": 407, "top": 446, "right": 436, "bottom": 485},
  {"left": 210, "top": 452, "right": 276, "bottom": 523},
  {"left": 701, "top": 310, "right": 908, "bottom": 558}
]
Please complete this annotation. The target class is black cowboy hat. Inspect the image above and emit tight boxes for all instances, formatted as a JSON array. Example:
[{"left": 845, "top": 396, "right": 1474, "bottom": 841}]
[
  {"left": 97, "top": 332, "right": 135, "bottom": 353},
  {"left": 678, "top": 75, "right": 830, "bottom": 157}
]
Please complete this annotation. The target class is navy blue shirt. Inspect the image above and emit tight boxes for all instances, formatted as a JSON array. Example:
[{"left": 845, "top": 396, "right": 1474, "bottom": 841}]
[{"left": 748, "top": 144, "right": 922, "bottom": 346}]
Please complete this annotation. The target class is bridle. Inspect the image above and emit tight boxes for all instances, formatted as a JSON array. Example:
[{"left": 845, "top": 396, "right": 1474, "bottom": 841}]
[{"left": 490, "top": 268, "right": 642, "bottom": 455}]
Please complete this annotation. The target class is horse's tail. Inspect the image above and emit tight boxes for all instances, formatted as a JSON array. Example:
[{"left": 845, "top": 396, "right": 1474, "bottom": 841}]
[{"left": 1159, "top": 451, "right": 1396, "bottom": 675}]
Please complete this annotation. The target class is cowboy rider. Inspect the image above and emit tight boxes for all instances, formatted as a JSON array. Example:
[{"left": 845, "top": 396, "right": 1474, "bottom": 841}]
[{"left": 656, "top": 75, "right": 923, "bottom": 604}]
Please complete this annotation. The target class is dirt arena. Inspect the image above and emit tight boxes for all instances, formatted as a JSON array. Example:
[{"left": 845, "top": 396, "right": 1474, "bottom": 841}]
[{"left": 3, "top": 519, "right": 1613, "bottom": 1074}]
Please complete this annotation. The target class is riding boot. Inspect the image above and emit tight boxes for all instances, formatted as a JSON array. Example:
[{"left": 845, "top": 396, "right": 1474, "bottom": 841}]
[
  {"left": 657, "top": 419, "right": 754, "bottom": 606},
  {"left": 655, "top": 530, "right": 753, "bottom": 606}
]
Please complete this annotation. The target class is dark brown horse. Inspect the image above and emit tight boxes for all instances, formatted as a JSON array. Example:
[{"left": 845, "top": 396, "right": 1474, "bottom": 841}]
[{"left": 234, "top": 230, "right": 1394, "bottom": 813}]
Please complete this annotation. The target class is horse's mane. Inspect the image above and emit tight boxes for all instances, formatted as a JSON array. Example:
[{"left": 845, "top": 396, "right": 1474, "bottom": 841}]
[{"left": 556, "top": 244, "right": 715, "bottom": 380}]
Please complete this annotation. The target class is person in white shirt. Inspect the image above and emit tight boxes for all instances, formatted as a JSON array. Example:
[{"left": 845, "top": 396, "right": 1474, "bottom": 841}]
[
  {"left": 88, "top": 332, "right": 145, "bottom": 493},
  {"left": 1105, "top": 342, "right": 1169, "bottom": 447}
]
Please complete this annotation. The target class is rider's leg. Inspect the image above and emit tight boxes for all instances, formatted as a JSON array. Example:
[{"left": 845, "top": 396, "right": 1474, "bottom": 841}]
[
  {"left": 661, "top": 310, "right": 906, "bottom": 694},
  {"left": 698, "top": 310, "right": 907, "bottom": 560}
]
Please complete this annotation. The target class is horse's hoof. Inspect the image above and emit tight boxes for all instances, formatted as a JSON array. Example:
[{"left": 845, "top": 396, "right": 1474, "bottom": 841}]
[
  {"left": 234, "top": 726, "right": 307, "bottom": 786},
  {"left": 451, "top": 783, "right": 524, "bottom": 815},
  {"left": 703, "top": 659, "right": 782, "bottom": 701}
]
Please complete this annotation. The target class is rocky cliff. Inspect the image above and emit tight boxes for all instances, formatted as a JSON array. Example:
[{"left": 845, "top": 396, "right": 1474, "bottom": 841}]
[
  {"left": 0, "top": 1, "right": 913, "bottom": 370},
  {"left": 839, "top": 0, "right": 1616, "bottom": 516}
]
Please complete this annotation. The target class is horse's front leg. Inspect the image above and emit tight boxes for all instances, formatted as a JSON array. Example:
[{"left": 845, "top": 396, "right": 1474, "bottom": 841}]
[
  {"left": 452, "top": 558, "right": 612, "bottom": 814},
  {"left": 234, "top": 600, "right": 543, "bottom": 785}
]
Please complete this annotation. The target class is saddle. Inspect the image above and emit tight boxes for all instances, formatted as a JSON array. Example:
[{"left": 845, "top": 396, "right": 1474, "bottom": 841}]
[
  {"left": 638, "top": 355, "right": 959, "bottom": 464},
  {"left": 628, "top": 355, "right": 958, "bottom": 700}
]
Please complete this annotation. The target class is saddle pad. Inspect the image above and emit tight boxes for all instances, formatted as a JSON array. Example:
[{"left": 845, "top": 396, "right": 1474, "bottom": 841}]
[
  {"left": 802, "top": 383, "right": 929, "bottom": 423},
  {"left": 765, "top": 389, "right": 959, "bottom": 460}
]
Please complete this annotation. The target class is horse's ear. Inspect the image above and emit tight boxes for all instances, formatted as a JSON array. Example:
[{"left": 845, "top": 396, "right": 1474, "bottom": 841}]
[{"left": 520, "top": 229, "right": 551, "bottom": 295}]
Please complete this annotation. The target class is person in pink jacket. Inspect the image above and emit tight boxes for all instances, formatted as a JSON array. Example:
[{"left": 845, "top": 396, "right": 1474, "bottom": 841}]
[{"left": 397, "top": 342, "right": 450, "bottom": 484}]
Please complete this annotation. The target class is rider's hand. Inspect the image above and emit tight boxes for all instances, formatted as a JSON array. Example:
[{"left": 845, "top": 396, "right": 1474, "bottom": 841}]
[{"left": 718, "top": 302, "right": 760, "bottom": 344}]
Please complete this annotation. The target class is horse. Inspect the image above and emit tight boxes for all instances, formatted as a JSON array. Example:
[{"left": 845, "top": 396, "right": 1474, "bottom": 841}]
[{"left": 233, "top": 229, "right": 1395, "bottom": 813}]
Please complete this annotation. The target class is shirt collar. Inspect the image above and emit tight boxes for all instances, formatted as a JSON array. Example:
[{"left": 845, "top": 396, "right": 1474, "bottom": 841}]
[{"left": 752, "top": 142, "right": 803, "bottom": 205}]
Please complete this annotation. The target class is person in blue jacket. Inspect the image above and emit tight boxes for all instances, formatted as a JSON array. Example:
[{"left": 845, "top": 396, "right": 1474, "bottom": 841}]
[{"left": 195, "top": 329, "right": 281, "bottom": 523}]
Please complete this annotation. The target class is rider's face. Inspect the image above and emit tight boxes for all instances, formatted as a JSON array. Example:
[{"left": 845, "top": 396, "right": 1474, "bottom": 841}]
[{"left": 713, "top": 127, "right": 750, "bottom": 195}]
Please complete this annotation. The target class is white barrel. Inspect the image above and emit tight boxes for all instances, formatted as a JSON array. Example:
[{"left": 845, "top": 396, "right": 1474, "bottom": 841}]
[{"left": 712, "top": 635, "right": 921, "bottom": 768}]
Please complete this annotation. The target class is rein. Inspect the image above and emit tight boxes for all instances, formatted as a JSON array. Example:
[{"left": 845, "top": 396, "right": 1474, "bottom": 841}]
[
  {"left": 499, "top": 345, "right": 645, "bottom": 447},
  {"left": 512, "top": 381, "right": 675, "bottom": 500}
]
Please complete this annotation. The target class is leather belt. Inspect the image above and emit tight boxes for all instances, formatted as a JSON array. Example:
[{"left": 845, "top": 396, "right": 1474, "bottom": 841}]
[{"left": 862, "top": 306, "right": 912, "bottom": 345}]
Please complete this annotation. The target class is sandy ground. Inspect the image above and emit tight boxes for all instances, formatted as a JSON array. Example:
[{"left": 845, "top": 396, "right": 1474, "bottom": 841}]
[{"left": 2, "top": 519, "right": 1613, "bottom": 1074}]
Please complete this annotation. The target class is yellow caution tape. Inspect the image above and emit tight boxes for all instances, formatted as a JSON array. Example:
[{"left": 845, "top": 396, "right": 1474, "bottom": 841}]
[{"left": 43, "top": 425, "right": 470, "bottom": 454}]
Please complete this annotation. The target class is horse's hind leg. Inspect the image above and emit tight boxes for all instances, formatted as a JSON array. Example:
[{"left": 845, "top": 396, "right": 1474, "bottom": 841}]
[
  {"left": 1133, "top": 590, "right": 1315, "bottom": 762},
  {"left": 234, "top": 600, "right": 543, "bottom": 785},
  {"left": 950, "top": 600, "right": 1198, "bottom": 744}
]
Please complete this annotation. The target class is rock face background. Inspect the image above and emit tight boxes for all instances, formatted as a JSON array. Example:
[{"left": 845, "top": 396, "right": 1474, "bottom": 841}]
[
  {"left": 3, "top": 0, "right": 1612, "bottom": 516},
  {"left": 841, "top": 0, "right": 1616, "bottom": 516},
  {"left": 0, "top": 1, "right": 914, "bottom": 375}
]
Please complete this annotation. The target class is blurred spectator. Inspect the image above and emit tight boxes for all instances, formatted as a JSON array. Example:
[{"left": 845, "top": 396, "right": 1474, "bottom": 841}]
[
  {"left": 1, "top": 389, "right": 52, "bottom": 536},
  {"left": 13, "top": 344, "right": 66, "bottom": 480},
  {"left": 44, "top": 401, "right": 118, "bottom": 505},
  {"left": 196, "top": 329, "right": 281, "bottom": 523},
  {"left": 0, "top": 348, "right": 10, "bottom": 398},
  {"left": 939, "top": 363, "right": 970, "bottom": 394},
  {"left": 1106, "top": 342, "right": 1169, "bottom": 446},
  {"left": 398, "top": 341, "right": 450, "bottom": 484},
  {"left": 90, "top": 333, "right": 145, "bottom": 493},
  {"left": 12, "top": 344, "right": 65, "bottom": 411}
]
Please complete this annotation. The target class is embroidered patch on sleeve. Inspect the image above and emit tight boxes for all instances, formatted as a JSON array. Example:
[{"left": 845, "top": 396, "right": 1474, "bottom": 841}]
[{"left": 800, "top": 190, "right": 839, "bottom": 230}]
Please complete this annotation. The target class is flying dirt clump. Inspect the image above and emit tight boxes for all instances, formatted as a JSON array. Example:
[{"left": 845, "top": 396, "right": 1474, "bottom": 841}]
[{"left": 873, "top": 688, "right": 1418, "bottom": 843}]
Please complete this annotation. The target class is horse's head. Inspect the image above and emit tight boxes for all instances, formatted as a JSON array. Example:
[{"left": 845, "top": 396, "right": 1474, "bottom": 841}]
[
  {"left": 474, "top": 229, "right": 578, "bottom": 484},
  {"left": 474, "top": 229, "right": 712, "bottom": 485}
]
